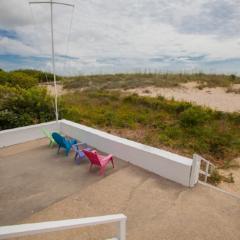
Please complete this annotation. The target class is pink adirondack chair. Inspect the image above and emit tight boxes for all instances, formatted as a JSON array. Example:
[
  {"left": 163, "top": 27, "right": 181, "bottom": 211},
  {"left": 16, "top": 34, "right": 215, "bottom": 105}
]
[{"left": 82, "top": 149, "right": 114, "bottom": 175}]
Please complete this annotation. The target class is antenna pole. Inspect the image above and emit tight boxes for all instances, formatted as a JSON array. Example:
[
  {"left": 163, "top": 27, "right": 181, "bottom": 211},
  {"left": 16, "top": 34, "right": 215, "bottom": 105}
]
[
  {"left": 50, "top": 0, "right": 58, "bottom": 121},
  {"left": 29, "top": 1, "right": 74, "bottom": 122}
]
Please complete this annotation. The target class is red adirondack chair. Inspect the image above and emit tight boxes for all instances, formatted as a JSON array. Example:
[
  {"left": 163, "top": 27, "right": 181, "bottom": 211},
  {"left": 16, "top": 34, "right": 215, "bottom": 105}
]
[{"left": 82, "top": 149, "right": 114, "bottom": 175}]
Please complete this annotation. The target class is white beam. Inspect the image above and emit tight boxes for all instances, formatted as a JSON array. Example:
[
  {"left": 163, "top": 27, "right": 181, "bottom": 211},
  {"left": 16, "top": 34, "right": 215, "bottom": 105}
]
[{"left": 0, "top": 214, "right": 127, "bottom": 240}]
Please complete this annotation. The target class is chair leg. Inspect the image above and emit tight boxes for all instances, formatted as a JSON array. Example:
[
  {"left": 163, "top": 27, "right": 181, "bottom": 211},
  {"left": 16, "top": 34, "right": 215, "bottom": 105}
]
[
  {"left": 111, "top": 158, "right": 114, "bottom": 168},
  {"left": 89, "top": 164, "right": 93, "bottom": 172},
  {"left": 99, "top": 166, "right": 105, "bottom": 176}
]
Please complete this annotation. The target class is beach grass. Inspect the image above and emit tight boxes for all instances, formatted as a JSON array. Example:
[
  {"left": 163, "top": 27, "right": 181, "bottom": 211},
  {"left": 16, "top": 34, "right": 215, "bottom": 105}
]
[
  {"left": 61, "top": 90, "right": 240, "bottom": 168},
  {"left": 63, "top": 72, "right": 240, "bottom": 91}
]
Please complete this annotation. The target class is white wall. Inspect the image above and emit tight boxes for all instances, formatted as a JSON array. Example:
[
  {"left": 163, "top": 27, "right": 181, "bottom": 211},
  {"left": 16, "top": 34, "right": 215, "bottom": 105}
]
[
  {"left": 0, "top": 121, "right": 59, "bottom": 148},
  {"left": 60, "top": 120, "right": 193, "bottom": 186}
]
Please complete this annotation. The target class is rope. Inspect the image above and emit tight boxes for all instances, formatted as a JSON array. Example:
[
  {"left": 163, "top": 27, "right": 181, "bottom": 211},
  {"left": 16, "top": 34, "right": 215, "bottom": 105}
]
[
  {"left": 56, "top": 0, "right": 76, "bottom": 115},
  {"left": 62, "top": 0, "right": 76, "bottom": 77},
  {"left": 28, "top": 0, "right": 76, "bottom": 118}
]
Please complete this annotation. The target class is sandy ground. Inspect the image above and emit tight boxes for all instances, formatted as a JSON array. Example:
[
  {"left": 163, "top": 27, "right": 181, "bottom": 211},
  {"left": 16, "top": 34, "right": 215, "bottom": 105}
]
[
  {"left": 219, "top": 158, "right": 240, "bottom": 196},
  {"left": 43, "top": 84, "right": 67, "bottom": 96},
  {"left": 126, "top": 82, "right": 240, "bottom": 112}
]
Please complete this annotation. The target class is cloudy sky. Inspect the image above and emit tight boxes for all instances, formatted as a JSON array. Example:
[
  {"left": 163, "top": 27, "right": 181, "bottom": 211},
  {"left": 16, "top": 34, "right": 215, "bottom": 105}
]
[{"left": 0, "top": 0, "right": 240, "bottom": 75}]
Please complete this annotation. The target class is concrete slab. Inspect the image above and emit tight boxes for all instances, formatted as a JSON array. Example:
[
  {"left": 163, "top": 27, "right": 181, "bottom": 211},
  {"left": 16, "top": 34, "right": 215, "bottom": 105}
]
[
  {"left": 0, "top": 139, "right": 128, "bottom": 225},
  {"left": 17, "top": 165, "right": 240, "bottom": 240},
  {"left": 1, "top": 139, "right": 240, "bottom": 240}
]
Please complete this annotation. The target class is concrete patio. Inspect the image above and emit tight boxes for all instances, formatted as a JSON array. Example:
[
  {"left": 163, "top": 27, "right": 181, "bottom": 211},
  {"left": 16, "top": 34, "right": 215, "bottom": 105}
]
[
  {"left": 0, "top": 138, "right": 240, "bottom": 240},
  {"left": 0, "top": 138, "right": 127, "bottom": 225}
]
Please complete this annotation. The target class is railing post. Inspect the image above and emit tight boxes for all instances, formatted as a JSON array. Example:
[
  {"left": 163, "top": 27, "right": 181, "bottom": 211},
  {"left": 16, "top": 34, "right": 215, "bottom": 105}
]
[
  {"left": 189, "top": 154, "right": 201, "bottom": 187},
  {"left": 118, "top": 218, "right": 126, "bottom": 240},
  {"left": 204, "top": 161, "right": 210, "bottom": 182}
]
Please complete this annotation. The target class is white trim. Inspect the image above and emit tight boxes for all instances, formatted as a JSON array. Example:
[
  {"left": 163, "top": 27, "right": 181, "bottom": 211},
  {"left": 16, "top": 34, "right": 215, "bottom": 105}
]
[
  {"left": 0, "top": 214, "right": 127, "bottom": 240},
  {"left": 189, "top": 154, "right": 201, "bottom": 187},
  {"left": 61, "top": 120, "right": 192, "bottom": 166},
  {"left": 0, "top": 121, "right": 59, "bottom": 148}
]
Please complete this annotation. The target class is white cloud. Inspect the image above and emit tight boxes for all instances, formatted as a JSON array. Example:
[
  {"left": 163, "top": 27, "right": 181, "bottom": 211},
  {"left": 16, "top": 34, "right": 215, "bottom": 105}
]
[
  {"left": 0, "top": 37, "right": 38, "bottom": 56},
  {"left": 0, "top": 0, "right": 240, "bottom": 74}
]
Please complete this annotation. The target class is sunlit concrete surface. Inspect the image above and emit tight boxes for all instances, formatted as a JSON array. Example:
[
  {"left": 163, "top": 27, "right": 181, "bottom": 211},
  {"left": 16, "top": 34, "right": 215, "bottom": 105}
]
[{"left": 0, "top": 139, "right": 240, "bottom": 240}]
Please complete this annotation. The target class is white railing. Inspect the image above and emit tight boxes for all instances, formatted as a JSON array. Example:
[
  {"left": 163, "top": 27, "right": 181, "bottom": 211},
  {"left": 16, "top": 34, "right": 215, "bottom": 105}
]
[
  {"left": 190, "top": 154, "right": 215, "bottom": 186},
  {"left": 0, "top": 214, "right": 127, "bottom": 240},
  {"left": 0, "top": 121, "right": 59, "bottom": 148},
  {"left": 198, "top": 155, "right": 215, "bottom": 183}
]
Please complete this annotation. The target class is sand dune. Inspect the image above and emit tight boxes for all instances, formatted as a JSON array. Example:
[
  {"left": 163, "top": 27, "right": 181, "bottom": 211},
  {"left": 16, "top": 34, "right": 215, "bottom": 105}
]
[
  {"left": 45, "top": 82, "right": 240, "bottom": 112},
  {"left": 126, "top": 82, "right": 240, "bottom": 113}
]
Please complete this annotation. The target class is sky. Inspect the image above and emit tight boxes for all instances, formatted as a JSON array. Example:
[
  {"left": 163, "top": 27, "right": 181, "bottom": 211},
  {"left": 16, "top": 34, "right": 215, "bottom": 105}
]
[{"left": 0, "top": 0, "right": 240, "bottom": 75}]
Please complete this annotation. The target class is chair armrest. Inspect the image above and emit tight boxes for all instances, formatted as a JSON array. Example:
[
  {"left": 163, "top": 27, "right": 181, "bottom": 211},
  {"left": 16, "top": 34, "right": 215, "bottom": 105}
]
[{"left": 77, "top": 142, "right": 89, "bottom": 150}]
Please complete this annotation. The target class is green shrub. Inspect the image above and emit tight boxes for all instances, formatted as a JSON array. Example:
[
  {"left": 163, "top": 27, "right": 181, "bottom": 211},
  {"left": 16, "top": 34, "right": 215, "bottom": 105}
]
[
  {"left": 0, "top": 70, "right": 38, "bottom": 89},
  {"left": 164, "top": 126, "right": 183, "bottom": 140},
  {"left": 8, "top": 72, "right": 38, "bottom": 89},
  {"left": 0, "top": 110, "right": 34, "bottom": 130},
  {"left": 11, "top": 69, "right": 62, "bottom": 83},
  {"left": 208, "top": 169, "right": 222, "bottom": 185},
  {"left": 207, "top": 133, "right": 232, "bottom": 159},
  {"left": 0, "top": 70, "right": 9, "bottom": 85},
  {"left": 179, "top": 107, "right": 210, "bottom": 127},
  {"left": 61, "top": 90, "right": 240, "bottom": 167},
  {"left": 0, "top": 85, "right": 55, "bottom": 130}
]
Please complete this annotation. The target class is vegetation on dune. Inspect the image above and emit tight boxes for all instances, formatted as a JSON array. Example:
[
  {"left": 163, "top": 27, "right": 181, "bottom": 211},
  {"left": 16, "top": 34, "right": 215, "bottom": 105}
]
[
  {"left": 13, "top": 69, "right": 63, "bottom": 83},
  {"left": 0, "top": 68, "right": 62, "bottom": 86},
  {"left": 0, "top": 68, "right": 240, "bottom": 183},
  {"left": 62, "top": 90, "right": 240, "bottom": 168},
  {"left": 0, "top": 70, "right": 38, "bottom": 89},
  {"left": 63, "top": 72, "right": 240, "bottom": 91},
  {"left": 0, "top": 69, "right": 55, "bottom": 130}
]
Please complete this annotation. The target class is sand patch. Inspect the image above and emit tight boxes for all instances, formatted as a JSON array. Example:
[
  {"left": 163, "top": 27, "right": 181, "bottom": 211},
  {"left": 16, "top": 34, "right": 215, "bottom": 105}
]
[
  {"left": 125, "top": 82, "right": 240, "bottom": 112},
  {"left": 218, "top": 158, "right": 240, "bottom": 197},
  {"left": 40, "top": 84, "right": 68, "bottom": 96}
]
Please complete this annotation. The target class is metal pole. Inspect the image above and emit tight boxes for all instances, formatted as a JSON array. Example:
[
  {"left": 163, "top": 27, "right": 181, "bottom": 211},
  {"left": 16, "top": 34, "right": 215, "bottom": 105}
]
[
  {"left": 50, "top": 0, "right": 58, "bottom": 121},
  {"left": 29, "top": 1, "right": 74, "bottom": 122}
]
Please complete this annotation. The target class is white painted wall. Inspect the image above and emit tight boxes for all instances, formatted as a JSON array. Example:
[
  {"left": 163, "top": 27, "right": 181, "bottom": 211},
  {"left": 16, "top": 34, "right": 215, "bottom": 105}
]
[
  {"left": 0, "top": 121, "right": 59, "bottom": 148},
  {"left": 60, "top": 120, "right": 193, "bottom": 186}
]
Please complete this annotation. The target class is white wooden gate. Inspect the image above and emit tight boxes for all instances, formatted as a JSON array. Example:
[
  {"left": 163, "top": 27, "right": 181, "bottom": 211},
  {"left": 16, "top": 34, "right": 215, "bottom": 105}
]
[{"left": 190, "top": 154, "right": 215, "bottom": 186}]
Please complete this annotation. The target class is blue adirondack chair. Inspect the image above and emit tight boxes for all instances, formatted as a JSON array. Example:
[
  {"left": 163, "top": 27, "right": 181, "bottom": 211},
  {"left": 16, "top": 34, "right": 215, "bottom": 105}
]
[
  {"left": 72, "top": 143, "right": 92, "bottom": 164},
  {"left": 52, "top": 132, "right": 77, "bottom": 156}
]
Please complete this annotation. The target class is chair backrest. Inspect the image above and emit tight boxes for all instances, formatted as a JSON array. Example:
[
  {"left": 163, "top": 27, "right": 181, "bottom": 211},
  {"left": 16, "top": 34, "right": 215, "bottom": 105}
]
[
  {"left": 42, "top": 128, "right": 52, "bottom": 139},
  {"left": 82, "top": 149, "right": 101, "bottom": 166},
  {"left": 52, "top": 132, "right": 64, "bottom": 147},
  {"left": 72, "top": 144, "right": 78, "bottom": 153}
]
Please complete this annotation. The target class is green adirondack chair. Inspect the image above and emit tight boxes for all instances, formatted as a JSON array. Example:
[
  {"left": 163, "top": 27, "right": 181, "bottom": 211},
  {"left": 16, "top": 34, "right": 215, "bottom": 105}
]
[{"left": 42, "top": 128, "right": 56, "bottom": 147}]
